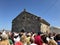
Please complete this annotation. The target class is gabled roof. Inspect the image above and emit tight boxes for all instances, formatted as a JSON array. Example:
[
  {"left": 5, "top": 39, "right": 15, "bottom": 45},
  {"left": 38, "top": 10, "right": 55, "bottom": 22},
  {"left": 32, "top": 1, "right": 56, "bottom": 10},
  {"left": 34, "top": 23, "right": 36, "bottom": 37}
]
[
  {"left": 12, "top": 9, "right": 50, "bottom": 26},
  {"left": 12, "top": 9, "right": 40, "bottom": 22},
  {"left": 40, "top": 19, "right": 50, "bottom": 26}
]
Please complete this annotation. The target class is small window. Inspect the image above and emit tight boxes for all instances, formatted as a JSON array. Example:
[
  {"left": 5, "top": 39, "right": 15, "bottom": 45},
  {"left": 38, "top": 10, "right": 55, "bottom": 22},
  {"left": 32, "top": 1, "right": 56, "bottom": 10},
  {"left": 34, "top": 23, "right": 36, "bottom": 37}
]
[{"left": 23, "top": 17, "right": 25, "bottom": 19}]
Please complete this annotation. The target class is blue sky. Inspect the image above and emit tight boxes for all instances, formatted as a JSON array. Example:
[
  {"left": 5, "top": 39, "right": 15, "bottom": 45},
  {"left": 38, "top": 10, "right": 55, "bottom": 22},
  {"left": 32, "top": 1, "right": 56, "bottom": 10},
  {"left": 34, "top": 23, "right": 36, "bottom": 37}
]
[{"left": 0, "top": 0, "right": 60, "bottom": 30}]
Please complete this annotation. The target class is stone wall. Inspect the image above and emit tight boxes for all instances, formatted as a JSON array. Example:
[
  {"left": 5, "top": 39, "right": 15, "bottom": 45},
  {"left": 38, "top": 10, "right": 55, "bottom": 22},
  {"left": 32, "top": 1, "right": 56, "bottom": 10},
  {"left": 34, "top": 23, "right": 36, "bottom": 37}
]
[
  {"left": 50, "top": 27, "right": 60, "bottom": 34},
  {"left": 12, "top": 11, "right": 40, "bottom": 32},
  {"left": 12, "top": 10, "right": 50, "bottom": 33},
  {"left": 40, "top": 23, "right": 50, "bottom": 33}
]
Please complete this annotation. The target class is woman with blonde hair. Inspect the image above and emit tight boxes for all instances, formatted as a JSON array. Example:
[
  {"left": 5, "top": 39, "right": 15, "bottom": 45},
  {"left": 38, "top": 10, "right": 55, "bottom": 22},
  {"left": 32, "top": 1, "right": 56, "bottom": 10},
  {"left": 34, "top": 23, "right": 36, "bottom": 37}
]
[{"left": 48, "top": 39, "right": 58, "bottom": 45}]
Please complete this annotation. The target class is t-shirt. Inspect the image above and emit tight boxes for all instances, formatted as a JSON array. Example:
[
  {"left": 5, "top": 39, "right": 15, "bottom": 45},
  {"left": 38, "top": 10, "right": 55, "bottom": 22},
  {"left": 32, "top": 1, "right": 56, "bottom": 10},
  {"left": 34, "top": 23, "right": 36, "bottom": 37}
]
[
  {"left": 9, "top": 39, "right": 13, "bottom": 45},
  {"left": 30, "top": 43, "right": 37, "bottom": 45},
  {"left": 34, "top": 35, "right": 43, "bottom": 45},
  {"left": 14, "top": 41, "right": 23, "bottom": 45}
]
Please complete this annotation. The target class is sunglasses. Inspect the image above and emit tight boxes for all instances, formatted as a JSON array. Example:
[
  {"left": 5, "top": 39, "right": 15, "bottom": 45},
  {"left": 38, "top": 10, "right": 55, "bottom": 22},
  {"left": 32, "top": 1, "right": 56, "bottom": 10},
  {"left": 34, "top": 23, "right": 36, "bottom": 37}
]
[{"left": 14, "top": 35, "right": 18, "bottom": 38}]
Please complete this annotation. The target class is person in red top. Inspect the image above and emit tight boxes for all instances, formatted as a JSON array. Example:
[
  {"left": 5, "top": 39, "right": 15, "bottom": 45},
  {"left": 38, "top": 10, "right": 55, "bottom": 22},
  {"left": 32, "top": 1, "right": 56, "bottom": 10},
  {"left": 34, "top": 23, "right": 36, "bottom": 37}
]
[
  {"left": 34, "top": 32, "right": 43, "bottom": 45},
  {"left": 14, "top": 41, "right": 23, "bottom": 45}
]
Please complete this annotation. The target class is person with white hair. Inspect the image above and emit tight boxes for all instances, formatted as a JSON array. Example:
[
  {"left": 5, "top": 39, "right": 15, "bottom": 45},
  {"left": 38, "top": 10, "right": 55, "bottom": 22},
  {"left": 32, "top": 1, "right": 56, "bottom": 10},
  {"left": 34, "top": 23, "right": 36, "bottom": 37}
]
[{"left": 0, "top": 31, "right": 10, "bottom": 45}]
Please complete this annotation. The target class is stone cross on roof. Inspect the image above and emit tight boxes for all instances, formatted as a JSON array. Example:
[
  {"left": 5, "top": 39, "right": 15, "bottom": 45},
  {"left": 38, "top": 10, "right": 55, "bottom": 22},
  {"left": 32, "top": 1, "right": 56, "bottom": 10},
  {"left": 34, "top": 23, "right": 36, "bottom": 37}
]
[{"left": 24, "top": 9, "right": 26, "bottom": 12}]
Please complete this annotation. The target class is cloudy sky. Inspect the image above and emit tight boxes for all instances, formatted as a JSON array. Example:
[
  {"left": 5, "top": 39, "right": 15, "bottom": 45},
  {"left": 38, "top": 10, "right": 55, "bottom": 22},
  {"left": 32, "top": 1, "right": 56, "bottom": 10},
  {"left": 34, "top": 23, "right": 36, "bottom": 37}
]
[{"left": 0, "top": 0, "right": 60, "bottom": 30}]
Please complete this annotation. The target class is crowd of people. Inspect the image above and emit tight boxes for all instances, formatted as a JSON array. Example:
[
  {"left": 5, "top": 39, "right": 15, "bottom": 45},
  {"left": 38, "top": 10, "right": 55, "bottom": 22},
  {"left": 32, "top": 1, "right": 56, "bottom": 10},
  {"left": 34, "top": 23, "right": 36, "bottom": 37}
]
[{"left": 0, "top": 30, "right": 60, "bottom": 45}]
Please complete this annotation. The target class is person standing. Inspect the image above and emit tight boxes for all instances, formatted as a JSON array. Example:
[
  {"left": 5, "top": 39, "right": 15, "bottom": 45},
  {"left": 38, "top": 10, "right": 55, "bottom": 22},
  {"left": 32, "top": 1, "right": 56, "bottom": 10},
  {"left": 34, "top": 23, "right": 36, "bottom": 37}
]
[{"left": 34, "top": 32, "right": 43, "bottom": 45}]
